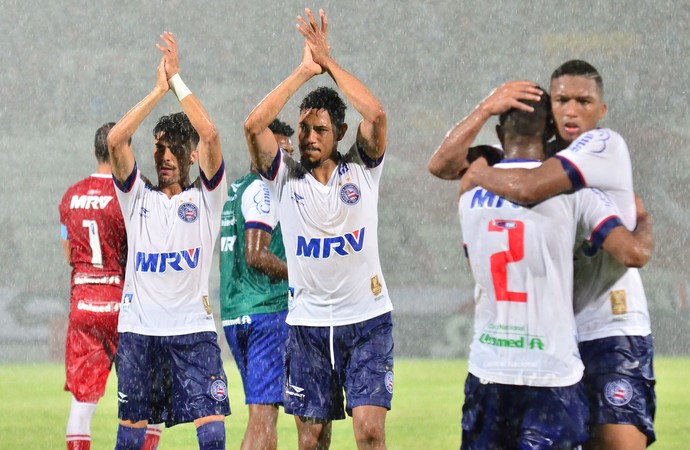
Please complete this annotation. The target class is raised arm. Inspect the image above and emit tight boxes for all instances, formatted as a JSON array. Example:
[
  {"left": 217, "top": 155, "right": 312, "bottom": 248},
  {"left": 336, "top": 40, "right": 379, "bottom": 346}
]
[
  {"left": 298, "top": 8, "right": 387, "bottom": 160},
  {"left": 428, "top": 81, "right": 542, "bottom": 179},
  {"left": 158, "top": 32, "right": 222, "bottom": 178},
  {"left": 107, "top": 57, "right": 168, "bottom": 183},
  {"left": 463, "top": 155, "right": 573, "bottom": 204},
  {"left": 244, "top": 43, "right": 320, "bottom": 173}
]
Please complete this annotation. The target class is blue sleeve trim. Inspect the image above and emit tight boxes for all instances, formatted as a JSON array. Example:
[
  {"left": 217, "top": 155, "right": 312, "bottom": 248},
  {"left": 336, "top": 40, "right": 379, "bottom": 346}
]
[
  {"left": 201, "top": 159, "right": 225, "bottom": 191},
  {"left": 60, "top": 224, "right": 68, "bottom": 240},
  {"left": 113, "top": 163, "right": 137, "bottom": 192},
  {"left": 245, "top": 221, "right": 273, "bottom": 234},
  {"left": 589, "top": 215, "right": 624, "bottom": 252},
  {"left": 257, "top": 148, "right": 281, "bottom": 181},
  {"left": 358, "top": 142, "right": 384, "bottom": 168},
  {"left": 555, "top": 155, "right": 585, "bottom": 191},
  {"left": 463, "top": 243, "right": 469, "bottom": 259}
]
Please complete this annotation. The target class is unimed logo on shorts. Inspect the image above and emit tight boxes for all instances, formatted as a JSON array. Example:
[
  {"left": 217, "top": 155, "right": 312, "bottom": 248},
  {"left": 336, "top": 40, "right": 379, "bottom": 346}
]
[{"left": 135, "top": 248, "right": 200, "bottom": 272}]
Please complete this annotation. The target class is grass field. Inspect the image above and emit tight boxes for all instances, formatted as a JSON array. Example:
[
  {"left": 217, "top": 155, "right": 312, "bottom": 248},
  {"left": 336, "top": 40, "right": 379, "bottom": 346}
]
[{"left": 0, "top": 358, "right": 688, "bottom": 449}]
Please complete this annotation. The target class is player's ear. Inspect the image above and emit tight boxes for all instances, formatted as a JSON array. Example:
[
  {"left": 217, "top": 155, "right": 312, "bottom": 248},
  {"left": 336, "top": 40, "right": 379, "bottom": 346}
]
[
  {"left": 496, "top": 124, "right": 505, "bottom": 147},
  {"left": 190, "top": 149, "right": 199, "bottom": 164},
  {"left": 598, "top": 102, "right": 608, "bottom": 121},
  {"left": 336, "top": 123, "right": 348, "bottom": 141}
]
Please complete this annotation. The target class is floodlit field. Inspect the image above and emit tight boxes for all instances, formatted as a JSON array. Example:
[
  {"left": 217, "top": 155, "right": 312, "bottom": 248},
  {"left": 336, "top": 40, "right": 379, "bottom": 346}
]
[{"left": 0, "top": 358, "right": 687, "bottom": 449}]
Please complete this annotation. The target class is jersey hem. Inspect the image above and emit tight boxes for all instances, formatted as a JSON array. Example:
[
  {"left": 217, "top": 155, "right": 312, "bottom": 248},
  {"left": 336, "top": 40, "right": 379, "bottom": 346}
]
[
  {"left": 286, "top": 305, "right": 393, "bottom": 327},
  {"left": 117, "top": 324, "right": 218, "bottom": 336},
  {"left": 467, "top": 367, "right": 584, "bottom": 388},
  {"left": 578, "top": 328, "right": 652, "bottom": 343}
]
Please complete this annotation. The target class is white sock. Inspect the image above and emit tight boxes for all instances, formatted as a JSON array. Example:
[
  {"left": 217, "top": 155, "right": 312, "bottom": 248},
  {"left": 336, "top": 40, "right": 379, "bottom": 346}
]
[{"left": 66, "top": 396, "right": 97, "bottom": 441}]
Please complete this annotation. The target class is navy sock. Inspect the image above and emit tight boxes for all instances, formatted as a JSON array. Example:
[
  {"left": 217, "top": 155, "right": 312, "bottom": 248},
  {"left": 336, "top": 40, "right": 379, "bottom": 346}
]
[
  {"left": 196, "top": 421, "right": 226, "bottom": 450},
  {"left": 114, "top": 425, "right": 147, "bottom": 450}
]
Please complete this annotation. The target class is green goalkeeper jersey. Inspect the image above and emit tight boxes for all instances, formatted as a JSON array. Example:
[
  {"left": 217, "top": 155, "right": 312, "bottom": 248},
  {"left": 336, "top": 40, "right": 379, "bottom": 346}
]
[{"left": 219, "top": 172, "right": 288, "bottom": 320}]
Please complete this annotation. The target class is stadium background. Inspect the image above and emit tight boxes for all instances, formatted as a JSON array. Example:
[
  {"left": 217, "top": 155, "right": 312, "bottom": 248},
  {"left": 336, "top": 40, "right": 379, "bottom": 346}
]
[{"left": 0, "top": 0, "right": 687, "bottom": 362}]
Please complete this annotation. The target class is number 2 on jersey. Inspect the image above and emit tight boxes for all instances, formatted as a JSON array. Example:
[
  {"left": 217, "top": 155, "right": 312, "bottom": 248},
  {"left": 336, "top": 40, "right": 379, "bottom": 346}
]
[
  {"left": 488, "top": 219, "right": 526, "bottom": 303},
  {"left": 82, "top": 219, "right": 103, "bottom": 268}
]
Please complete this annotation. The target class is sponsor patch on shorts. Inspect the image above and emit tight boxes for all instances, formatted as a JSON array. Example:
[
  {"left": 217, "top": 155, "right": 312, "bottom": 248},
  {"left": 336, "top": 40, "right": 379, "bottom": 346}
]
[{"left": 604, "top": 379, "right": 633, "bottom": 406}]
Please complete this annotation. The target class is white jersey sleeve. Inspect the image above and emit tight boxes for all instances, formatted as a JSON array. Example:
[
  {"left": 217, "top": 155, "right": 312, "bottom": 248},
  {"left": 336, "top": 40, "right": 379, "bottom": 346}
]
[
  {"left": 554, "top": 128, "right": 636, "bottom": 229},
  {"left": 242, "top": 179, "right": 278, "bottom": 230}
]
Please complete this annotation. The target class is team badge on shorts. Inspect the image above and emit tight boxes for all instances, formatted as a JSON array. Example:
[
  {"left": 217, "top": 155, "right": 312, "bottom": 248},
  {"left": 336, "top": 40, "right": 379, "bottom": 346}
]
[
  {"left": 210, "top": 379, "right": 228, "bottom": 401},
  {"left": 178, "top": 202, "right": 199, "bottom": 223},
  {"left": 384, "top": 371, "right": 394, "bottom": 394},
  {"left": 339, "top": 183, "right": 360, "bottom": 205},
  {"left": 604, "top": 379, "right": 633, "bottom": 406}
]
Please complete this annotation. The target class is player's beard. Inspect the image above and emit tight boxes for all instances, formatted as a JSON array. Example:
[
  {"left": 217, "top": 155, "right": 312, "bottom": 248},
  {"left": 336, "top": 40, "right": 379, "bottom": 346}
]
[
  {"left": 156, "top": 163, "right": 191, "bottom": 190},
  {"left": 300, "top": 143, "right": 338, "bottom": 172}
]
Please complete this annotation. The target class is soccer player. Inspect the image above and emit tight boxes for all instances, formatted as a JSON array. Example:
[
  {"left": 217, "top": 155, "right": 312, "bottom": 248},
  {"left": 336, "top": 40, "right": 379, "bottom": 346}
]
[
  {"left": 59, "top": 123, "right": 162, "bottom": 450},
  {"left": 459, "top": 92, "right": 651, "bottom": 449},
  {"left": 243, "top": 9, "right": 393, "bottom": 450},
  {"left": 106, "top": 32, "right": 229, "bottom": 450},
  {"left": 219, "top": 118, "right": 294, "bottom": 450},
  {"left": 462, "top": 61, "right": 656, "bottom": 449}
]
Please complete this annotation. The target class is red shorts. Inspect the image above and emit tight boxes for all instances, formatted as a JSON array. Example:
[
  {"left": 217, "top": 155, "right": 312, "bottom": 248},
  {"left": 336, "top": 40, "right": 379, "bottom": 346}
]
[{"left": 64, "top": 284, "right": 121, "bottom": 403}]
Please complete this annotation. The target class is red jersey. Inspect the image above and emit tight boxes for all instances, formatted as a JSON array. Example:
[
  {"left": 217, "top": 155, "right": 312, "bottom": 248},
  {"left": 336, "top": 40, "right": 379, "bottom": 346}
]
[{"left": 59, "top": 174, "right": 126, "bottom": 291}]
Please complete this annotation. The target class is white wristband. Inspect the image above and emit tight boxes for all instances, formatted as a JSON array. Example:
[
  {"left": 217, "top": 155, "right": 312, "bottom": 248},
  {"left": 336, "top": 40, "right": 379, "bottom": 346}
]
[{"left": 168, "top": 73, "right": 192, "bottom": 102}]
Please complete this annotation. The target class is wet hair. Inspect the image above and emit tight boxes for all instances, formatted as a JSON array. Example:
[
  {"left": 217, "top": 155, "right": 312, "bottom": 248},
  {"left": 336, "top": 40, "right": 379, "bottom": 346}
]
[
  {"left": 299, "top": 86, "right": 347, "bottom": 130},
  {"left": 94, "top": 122, "right": 116, "bottom": 164},
  {"left": 152, "top": 112, "right": 199, "bottom": 158},
  {"left": 499, "top": 88, "right": 553, "bottom": 141},
  {"left": 467, "top": 145, "right": 503, "bottom": 166},
  {"left": 268, "top": 118, "right": 294, "bottom": 137},
  {"left": 550, "top": 59, "right": 603, "bottom": 96}
]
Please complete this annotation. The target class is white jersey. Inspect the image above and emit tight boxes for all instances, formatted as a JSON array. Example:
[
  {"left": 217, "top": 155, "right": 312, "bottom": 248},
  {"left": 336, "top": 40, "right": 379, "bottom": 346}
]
[
  {"left": 460, "top": 160, "right": 622, "bottom": 387},
  {"left": 114, "top": 162, "right": 227, "bottom": 336},
  {"left": 260, "top": 144, "right": 393, "bottom": 326},
  {"left": 555, "top": 128, "right": 651, "bottom": 341}
]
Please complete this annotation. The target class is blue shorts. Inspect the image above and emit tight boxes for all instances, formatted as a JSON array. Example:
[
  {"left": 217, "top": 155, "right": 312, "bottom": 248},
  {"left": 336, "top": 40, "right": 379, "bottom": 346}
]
[
  {"left": 461, "top": 373, "right": 589, "bottom": 450},
  {"left": 579, "top": 335, "right": 656, "bottom": 445},
  {"left": 223, "top": 310, "right": 288, "bottom": 405},
  {"left": 116, "top": 332, "right": 231, "bottom": 427},
  {"left": 283, "top": 312, "right": 394, "bottom": 421}
]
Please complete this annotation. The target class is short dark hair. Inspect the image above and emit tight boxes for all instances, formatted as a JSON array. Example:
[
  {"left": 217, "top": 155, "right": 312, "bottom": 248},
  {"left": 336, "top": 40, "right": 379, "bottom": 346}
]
[
  {"left": 152, "top": 112, "right": 199, "bottom": 158},
  {"left": 499, "top": 88, "right": 553, "bottom": 139},
  {"left": 550, "top": 59, "right": 603, "bottom": 95},
  {"left": 268, "top": 118, "right": 294, "bottom": 137},
  {"left": 467, "top": 145, "right": 503, "bottom": 166},
  {"left": 95, "top": 122, "right": 117, "bottom": 164},
  {"left": 299, "top": 87, "right": 347, "bottom": 130}
]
